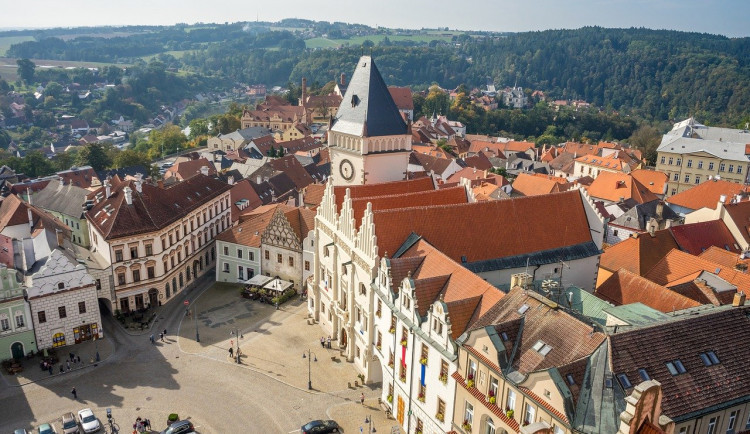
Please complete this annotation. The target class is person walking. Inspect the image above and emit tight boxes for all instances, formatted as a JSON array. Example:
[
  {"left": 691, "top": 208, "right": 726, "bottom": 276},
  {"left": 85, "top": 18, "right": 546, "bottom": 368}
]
[
  {"left": 229, "top": 347, "right": 234, "bottom": 358},
  {"left": 163, "top": 328, "right": 167, "bottom": 337},
  {"left": 48, "top": 365, "right": 53, "bottom": 375},
  {"left": 71, "top": 387, "right": 77, "bottom": 400},
  {"left": 327, "top": 336, "right": 331, "bottom": 349},
  {"left": 160, "top": 332, "right": 164, "bottom": 342},
  {"left": 360, "top": 392, "right": 365, "bottom": 405},
  {"left": 77, "top": 355, "right": 80, "bottom": 363},
  {"left": 150, "top": 334, "right": 154, "bottom": 344},
  {"left": 66, "top": 360, "right": 71, "bottom": 370},
  {"left": 320, "top": 337, "right": 325, "bottom": 348}
]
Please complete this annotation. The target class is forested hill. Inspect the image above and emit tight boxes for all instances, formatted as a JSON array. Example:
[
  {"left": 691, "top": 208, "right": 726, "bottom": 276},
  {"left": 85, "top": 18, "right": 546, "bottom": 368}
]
[{"left": 5, "top": 24, "right": 750, "bottom": 123}]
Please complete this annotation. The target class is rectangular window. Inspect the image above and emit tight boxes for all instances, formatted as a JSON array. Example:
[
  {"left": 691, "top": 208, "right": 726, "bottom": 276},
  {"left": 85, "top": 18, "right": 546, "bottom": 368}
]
[
  {"left": 376, "top": 299, "right": 382, "bottom": 317},
  {"left": 237, "top": 249, "right": 242, "bottom": 259},
  {"left": 288, "top": 256, "right": 294, "bottom": 267},
  {"left": 709, "top": 162, "right": 715, "bottom": 170},
  {"left": 728, "top": 410, "right": 738, "bottom": 431},
  {"left": 224, "top": 246, "right": 229, "bottom": 255},
  {"left": 78, "top": 301, "right": 86, "bottom": 314},
  {"left": 468, "top": 359, "right": 477, "bottom": 381},
  {"left": 698, "top": 160, "right": 703, "bottom": 169},
  {"left": 249, "top": 252, "right": 254, "bottom": 261},
  {"left": 161, "top": 238, "right": 166, "bottom": 250},
  {"left": 117, "top": 273, "right": 126, "bottom": 285},
  {"left": 678, "top": 427, "right": 687, "bottom": 434},
  {"left": 684, "top": 174, "right": 690, "bottom": 183},
  {"left": 464, "top": 401, "right": 474, "bottom": 425},
  {"left": 147, "top": 266, "right": 155, "bottom": 279},
  {"left": 277, "top": 253, "right": 283, "bottom": 263},
  {"left": 660, "top": 156, "right": 665, "bottom": 164},
  {"left": 265, "top": 250, "right": 270, "bottom": 260},
  {"left": 507, "top": 389, "right": 516, "bottom": 411},
  {"left": 695, "top": 176, "right": 700, "bottom": 184},
  {"left": 525, "top": 403, "right": 536, "bottom": 424},
  {"left": 15, "top": 315, "right": 24, "bottom": 327},
  {"left": 738, "top": 166, "right": 744, "bottom": 174},
  {"left": 0, "top": 318, "right": 9, "bottom": 330},
  {"left": 238, "top": 266, "right": 244, "bottom": 280},
  {"left": 132, "top": 269, "right": 141, "bottom": 282},
  {"left": 671, "top": 189, "right": 677, "bottom": 195},
  {"left": 421, "top": 344, "right": 429, "bottom": 365},
  {"left": 130, "top": 246, "right": 138, "bottom": 259},
  {"left": 304, "top": 261, "right": 310, "bottom": 271},
  {"left": 673, "top": 173, "right": 679, "bottom": 181},
  {"left": 489, "top": 376, "right": 498, "bottom": 399},
  {"left": 668, "top": 157, "right": 673, "bottom": 165},
  {"left": 223, "top": 263, "right": 230, "bottom": 272},
  {"left": 115, "top": 250, "right": 123, "bottom": 262},
  {"left": 38, "top": 311, "right": 46, "bottom": 323},
  {"left": 676, "top": 158, "right": 681, "bottom": 166},
  {"left": 729, "top": 164, "right": 735, "bottom": 173},
  {"left": 58, "top": 306, "right": 67, "bottom": 319},
  {"left": 707, "top": 417, "right": 718, "bottom": 434},
  {"left": 145, "top": 244, "right": 153, "bottom": 256},
  {"left": 720, "top": 163, "right": 726, "bottom": 172},
  {"left": 687, "top": 159, "right": 692, "bottom": 168}
]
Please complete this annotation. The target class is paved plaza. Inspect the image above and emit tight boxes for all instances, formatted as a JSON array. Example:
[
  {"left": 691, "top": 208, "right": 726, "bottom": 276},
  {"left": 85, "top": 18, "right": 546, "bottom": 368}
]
[{"left": 0, "top": 276, "right": 400, "bottom": 433}]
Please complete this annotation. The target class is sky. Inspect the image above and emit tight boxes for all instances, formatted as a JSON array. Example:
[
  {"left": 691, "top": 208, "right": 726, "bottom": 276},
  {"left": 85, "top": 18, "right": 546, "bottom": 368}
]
[{"left": 1, "top": 0, "right": 748, "bottom": 37}]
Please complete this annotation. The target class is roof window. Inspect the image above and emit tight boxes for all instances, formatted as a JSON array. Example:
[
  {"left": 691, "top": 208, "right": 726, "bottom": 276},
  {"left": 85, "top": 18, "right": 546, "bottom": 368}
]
[
  {"left": 666, "top": 359, "right": 687, "bottom": 376},
  {"left": 500, "top": 332, "right": 509, "bottom": 341},
  {"left": 517, "top": 304, "right": 530, "bottom": 315},
  {"left": 699, "top": 351, "right": 720, "bottom": 366},
  {"left": 532, "top": 340, "right": 552, "bottom": 356},
  {"left": 616, "top": 373, "right": 632, "bottom": 389},
  {"left": 638, "top": 368, "right": 650, "bottom": 381},
  {"left": 565, "top": 374, "right": 575, "bottom": 386}
]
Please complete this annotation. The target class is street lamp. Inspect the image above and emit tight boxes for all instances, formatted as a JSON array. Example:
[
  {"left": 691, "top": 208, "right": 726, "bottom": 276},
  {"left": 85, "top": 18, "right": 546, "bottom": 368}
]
[
  {"left": 230, "top": 329, "right": 243, "bottom": 363},
  {"left": 364, "top": 415, "right": 376, "bottom": 433},
  {"left": 303, "top": 349, "right": 317, "bottom": 390}
]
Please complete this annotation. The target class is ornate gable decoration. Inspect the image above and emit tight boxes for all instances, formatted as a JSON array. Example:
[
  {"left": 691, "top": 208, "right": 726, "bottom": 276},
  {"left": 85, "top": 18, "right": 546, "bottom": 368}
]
[{"left": 261, "top": 208, "right": 301, "bottom": 250}]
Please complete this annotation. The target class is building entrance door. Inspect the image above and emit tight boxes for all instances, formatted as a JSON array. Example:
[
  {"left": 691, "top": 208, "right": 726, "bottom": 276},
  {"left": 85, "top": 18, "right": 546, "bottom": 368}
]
[
  {"left": 134, "top": 294, "right": 144, "bottom": 310},
  {"left": 340, "top": 329, "right": 348, "bottom": 349},
  {"left": 397, "top": 396, "right": 405, "bottom": 426},
  {"left": 74, "top": 324, "right": 93, "bottom": 344},
  {"left": 148, "top": 289, "right": 159, "bottom": 307},
  {"left": 11, "top": 342, "right": 24, "bottom": 359}
]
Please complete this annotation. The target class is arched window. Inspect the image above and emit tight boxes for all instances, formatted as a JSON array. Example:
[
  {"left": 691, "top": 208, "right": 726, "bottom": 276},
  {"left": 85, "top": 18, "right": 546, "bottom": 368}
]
[
  {"left": 486, "top": 417, "right": 495, "bottom": 434},
  {"left": 165, "top": 283, "right": 170, "bottom": 298},
  {"left": 179, "top": 272, "right": 184, "bottom": 288}
]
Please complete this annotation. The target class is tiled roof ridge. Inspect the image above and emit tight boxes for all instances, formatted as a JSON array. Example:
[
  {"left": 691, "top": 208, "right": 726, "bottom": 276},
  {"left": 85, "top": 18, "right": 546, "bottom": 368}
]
[{"left": 617, "top": 304, "right": 748, "bottom": 335}]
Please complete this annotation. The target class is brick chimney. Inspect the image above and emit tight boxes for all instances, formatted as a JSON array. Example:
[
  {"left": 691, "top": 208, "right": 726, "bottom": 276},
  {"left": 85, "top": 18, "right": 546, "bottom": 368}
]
[
  {"left": 228, "top": 175, "right": 234, "bottom": 185},
  {"left": 733, "top": 291, "right": 746, "bottom": 307},
  {"left": 200, "top": 166, "right": 209, "bottom": 176},
  {"left": 340, "top": 73, "right": 346, "bottom": 87}
]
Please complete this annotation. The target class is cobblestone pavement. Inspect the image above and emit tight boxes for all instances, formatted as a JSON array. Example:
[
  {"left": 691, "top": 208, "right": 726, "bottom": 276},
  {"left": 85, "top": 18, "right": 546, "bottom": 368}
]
[{"left": 0, "top": 274, "right": 399, "bottom": 433}]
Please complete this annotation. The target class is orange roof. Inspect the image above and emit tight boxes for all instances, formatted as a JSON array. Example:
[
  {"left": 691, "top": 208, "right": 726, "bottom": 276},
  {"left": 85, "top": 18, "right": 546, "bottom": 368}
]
[
  {"left": 599, "top": 229, "right": 679, "bottom": 275},
  {"left": 698, "top": 246, "right": 750, "bottom": 269},
  {"left": 666, "top": 179, "right": 750, "bottom": 211},
  {"left": 333, "top": 177, "right": 435, "bottom": 211},
  {"left": 645, "top": 249, "right": 750, "bottom": 292},
  {"left": 595, "top": 269, "right": 701, "bottom": 312},
  {"left": 503, "top": 141, "right": 535, "bottom": 153},
  {"left": 349, "top": 186, "right": 468, "bottom": 224},
  {"left": 631, "top": 169, "right": 667, "bottom": 196},
  {"left": 372, "top": 190, "right": 593, "bottom": 263},
  {"left": 574, "top": 153, "right": 632, "bottom": 172},
  {"left": 229, "top": 179, "right": 262, "bottom": 222},
  {"left": 722, "top": 200, "right": 750, "bottom": 246},
  {"left": 388, "top": 86, "right": 414, "bottom": 111},
  {"left": 217, "top": 205, "right": 276, "bottom": 247},
  {"left": 302, "top": 184, "right": 326, "bottom": 207},
  {"left": 585, "top": 171, "right": 658, "bottom": 204},
  {"left": 165, "top": 158, "right": 216, "bottom": 180},
  {"left": 512, "top": 173, "right": 571, "bottom": 197},
  {"left": 412, "top": 144, "right": 451, "bottom": 159},
  {"left": 446, "top": 166, "right": 490, "bottom": 183}
]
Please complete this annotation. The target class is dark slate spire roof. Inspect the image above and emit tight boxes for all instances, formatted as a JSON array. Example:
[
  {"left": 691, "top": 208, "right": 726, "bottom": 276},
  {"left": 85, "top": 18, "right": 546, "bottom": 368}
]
[{"left": 330, "top": 56, "right": 407, "bottom": 138}]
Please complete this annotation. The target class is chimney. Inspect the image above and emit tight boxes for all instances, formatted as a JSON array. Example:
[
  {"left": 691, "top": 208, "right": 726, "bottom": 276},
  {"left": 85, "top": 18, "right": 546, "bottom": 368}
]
[
  {"left": 340, "top": 73, "right": 346, "bottom": 87},
  {"left": 135, "top": 173, "right": 143, "bottom": 193},
  {"left": 228, "top": 175, "right": 234, "bottom": 185},
  {"left": 157, "top": 179, "right": 164, "bottom": 189},
  {"left": 257, "top": 175, "right": 262, "bottom": 184},
  {"left": 55, "top": 228, "right": 63, "bottom": 247},
  {"left": 104, "top": 180, "right": 111, "bottom": 198},
  {"left": 124, "top": 186, "right": 133, "bottom": 205},
  {"left": 200, "top": 166, "right": 209, "bottom": 176},
  {"left": 733, "top": 291, "right": 746, "bottom": 307},
  {"left": 719, "top": 194, "right": 727, "bottom": 208},
  {"left": 656, "top": 201, "right": 664, "bottom": 219},
  {"left": 301, "top": 77, "right": 307, "bottom": 103},
  {"left": 27, "top": 207, "right": 34, "bottom": 231}
]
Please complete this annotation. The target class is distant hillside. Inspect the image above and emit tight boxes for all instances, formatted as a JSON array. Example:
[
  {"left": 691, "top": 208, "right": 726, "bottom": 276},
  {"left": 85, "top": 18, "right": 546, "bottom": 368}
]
[{"left": 4, "top": 24, "right": 749, "bottom": 123}]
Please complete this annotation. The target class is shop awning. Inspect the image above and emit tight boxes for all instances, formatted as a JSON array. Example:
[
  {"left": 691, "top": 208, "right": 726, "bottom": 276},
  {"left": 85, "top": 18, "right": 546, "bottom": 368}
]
[
  {"left": 244, "top": 275, "right": 273, "bottom": 287},
  {"left": 263, "top": 277, "right": 293, "bottom": 293}
]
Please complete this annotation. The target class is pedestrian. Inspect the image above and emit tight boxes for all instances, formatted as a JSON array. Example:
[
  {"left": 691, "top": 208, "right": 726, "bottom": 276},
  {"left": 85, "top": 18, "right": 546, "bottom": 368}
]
[
  {"left": 69, "top": 352, "right": 74, "bottom": 361},
  {"left": 229, "top": 347, "right": 234, "bottom": 358},
  {"left": 150, "top": 334, "right": 154, "bottom": 344},
  {"left": 71, "top": 387, "right": 77, "bottom": 400},
  {"left": 163, "top": 328, "right": 167, "bottom": 336},
  {"left": 327, "top": 336, "right": 331, "bottom": 349},
  {"left": 320, "top": 336, "right": 325, "bottom": 348},
  {"left": 77, "top": 355, "right": 80, "bottom": 363},
  {"left": 48, "top": 365, "right": 53, "bottom": 375},
  {"left": 360, "top": 392, "right": 365, "bottom": 405},
  {"left": 66, "top": 360, "right": 71, "bottom": 370},
  {"left": 145, "top": 419, "right": 151, "bottom": 430},
  {"left": 59, "top": 365, "right": 63, "bottom": 373},
  {"left": 160, "top": 332, "right": 164, "bottom": 342}
]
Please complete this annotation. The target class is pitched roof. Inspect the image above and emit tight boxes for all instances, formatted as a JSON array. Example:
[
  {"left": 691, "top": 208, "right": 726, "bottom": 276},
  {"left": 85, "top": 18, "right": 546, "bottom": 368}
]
[
  {"left": 31, "top": 179, "right": 90, "bottom": 218},
  {"left": 599, "top": 229, "right": 679, "bottom": 275},
  {"left": 630, "top": 169, "right": 667, "bottom": 196},
  {"left": 375, "top": 190, "right": 594, "bottom": 264},
  {"left": 585, "top": 171, "right": 658, "bottom": 204},
  {"left": 333, "top": 177, "right": 435, "bottom": 212},
  {"left": 268, "top": 155, "right": 314, "bottom": 190},
  {"left": 388, "top": 86, "right": 414, "bottom": 111},
  {"left": 56, "top": 166, "right": 99, "bottom": 189},
  {"left": 165, "top": 158, "right": 217, "bottom": 180},
  {"left": 349, "top": 186, "right": 467, "bottom": 224},
  {"left": 511, "top": 173, "right": 571, "bottom": 197},
  {"left": 609, "top": 200, "right": 679, "bottom": 231},
  {"left": 229, "top": 179, "right": 263, "bottom": 222},
  {"left": 595, "top": 269, "right": 701, "bottom": 313},
  {"left": 698, "top": 246, "right": 750, "bottom": 270},
  {"left": 721, "top": 200, "right": 750, "bottom": 247},
  {"left": 610, "top": 305, "right": 750, "bottom": 420},
  {"left": 396, "top": 239, "right": 504, "bottom": 339},
  {"left": 410, "top": 152, "right": 457, "bottom": 176},
  {"left": 645, "top": 248, "right": 750, "bottom": 292},
  {"left": 86, "top": 174, "right": 231, "bottom": 240},
  {"left": 302, "top": 184, "right": 326, "bottom": 207},
  {"left": 668, "top": 220, "right": 741, "bottom": 255},
  {"left": 0, "top": 194, "right": 70, "bottom": 236},
  {"left": 463, "top": 152, "right": 493, "bottom": 171},
  {"left": 283, "top": 206, "right": 316, "bottom": 241},
  {"left": 666, "top": 179, "right": 750, "bottom": 211},
  {"left": 330, "top": 56, "right": 407, "bottom": 137},
  {"left": 216, "top": 205, "right": 276, "bottom": 247},
  {"left": 471, "top": 287, "right": 606, "bottom": 375}
]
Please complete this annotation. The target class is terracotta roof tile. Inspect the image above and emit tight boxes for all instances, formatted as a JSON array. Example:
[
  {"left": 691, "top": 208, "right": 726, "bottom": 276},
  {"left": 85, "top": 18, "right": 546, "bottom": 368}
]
[
  {"left": 268, "top": 155, "right": 314, "bottom": 190},
  {"left": 631, "top": 169, "right": 667, "bottom": 196},
  {"left": 511, "top": 173, "right": 571, "bottom": 197},
  {"left": 668, "top": 220, "right": 741, "bottom": 255},
  {"left": 216, "top": 205, "right": 275, "bottom": 247},
  {"left": 585, "top": 172, "right": 658, "bottom": 204},
  {"left": 333, "top": 177, "right": 435, "bottom": 211},
  {"left": 165, "top": 158, "right": 216, "bottom": 180},
  {"left": 387, "top": 86, "right": 414, "bottom": 110},
  {"left": 302, "top": 184, "right": 326, "bottom": 207},
  {"left": 463, "top": 152, "right": 493, "bottom": 171},
  {"left": 350, "top": 186, "right": 467, "bottom": 224},
  {"left": 666, "top": 179, "right": 750, "bottom": 211},
  {"left": 229, "top": 179, "right": 263, "bottom": 222},
  {"left": 722, "top": 200, "right": 750, "bottom": 246},
  {"left": 595, "top": 269, "right": 701, "bottom": 312},
  {"left": 599, "top": 229, "right": 679, "bottom": 275},
  {"left": 374, "top": 190, "right": 593, "bottom": 263},
  {"left": 645, "top": 249, "right": 750, "bottom": 292},
  {"left": 698, "top": 246, "right": 750, "bottom": 270}
]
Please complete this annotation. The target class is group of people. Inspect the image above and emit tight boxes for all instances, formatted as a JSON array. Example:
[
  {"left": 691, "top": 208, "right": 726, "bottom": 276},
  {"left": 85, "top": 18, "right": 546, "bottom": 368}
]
[
  {"left": 133, "top": 416, "right": 151, "bottom": 433},
  {"left": 149, "top": 329, "right": 168, "bottom": 344},
  {"left": 320, "top": 336, "right": 332, "bottom": 349},
  {"left": 41, "top": 352, "right": 83, "bottom": 376}
]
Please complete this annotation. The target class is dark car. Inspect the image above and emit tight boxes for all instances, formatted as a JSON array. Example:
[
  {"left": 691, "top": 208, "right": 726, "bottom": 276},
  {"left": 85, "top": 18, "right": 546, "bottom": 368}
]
[
  {"left": 301, "top": 420, "right": 339, "bottom": 434},
  {"left": 159, "top": 420, "right": 194, "bottom": 434}
]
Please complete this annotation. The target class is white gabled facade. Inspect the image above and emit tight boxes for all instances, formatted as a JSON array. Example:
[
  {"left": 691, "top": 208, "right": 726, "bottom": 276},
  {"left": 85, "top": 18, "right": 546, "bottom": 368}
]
[{"left": 373, "top": 259, "right": 459, "bottom": 434}]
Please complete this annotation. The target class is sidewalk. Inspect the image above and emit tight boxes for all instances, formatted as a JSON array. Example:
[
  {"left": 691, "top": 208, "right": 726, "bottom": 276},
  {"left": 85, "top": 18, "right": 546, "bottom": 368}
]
[
  {"left": 0, "top": 336, "right": 115, "bottom": 387},
  {"left": 328, "top": 398, "right": 402, "bottom": 434}
]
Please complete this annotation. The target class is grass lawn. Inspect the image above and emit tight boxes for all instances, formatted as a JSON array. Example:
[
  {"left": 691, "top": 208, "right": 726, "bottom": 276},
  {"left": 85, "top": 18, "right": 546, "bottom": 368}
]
[
  {"left": 0, "top": 35, "right": 35, "bottom": 56},
  {"left": 0, "top": 57, "right": 131, "bottom": 82}
]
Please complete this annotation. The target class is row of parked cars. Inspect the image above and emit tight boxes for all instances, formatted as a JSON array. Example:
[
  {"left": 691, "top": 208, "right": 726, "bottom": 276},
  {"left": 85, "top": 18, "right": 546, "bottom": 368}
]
[{"left": 14, "top": 409, "right": 100, "bottom": 434}]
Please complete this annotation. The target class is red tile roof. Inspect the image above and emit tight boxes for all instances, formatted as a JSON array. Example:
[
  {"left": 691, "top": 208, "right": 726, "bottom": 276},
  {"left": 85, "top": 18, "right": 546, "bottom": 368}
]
[
  {"left": 350, "top": 187, "right": 467, "bottom": 224},
  {"left": 668, "top": 220, "right": 741, "bottom": 255},
  {"left": 666, "top": 179, "right": 750, "bottom": 211},
  {"left": 302, "top": 184, "right": 326, "bottom": 207},
  {"left": 373, "top": 190, "right": 593, "bottom": 263},
  {"left": 57, "top": 166, "right": 99, "bottom": 189},
  {"left": 0, "top": 194, "right": 70, "bottom": 236},
  {"left": 216, "top": 205, "right": 275, "bottom": 247},
  {"left": 229, "top": 179, "right": 263, "bottom": 222},
  {"left": 165, "top": 158, "right": 217, "bottom": 181},
  {"left": 333, "top": 177, "right": 435, "bottom": 212},
  {"left": 645, "top": 249, "right": 750, "bottom": 292},
  {"left": 388, "top": 86, "right": 414, "bottom": 111},
  {"left": 585, "top": 172, "right": 658, "bottom": 204},
  {"left": 463, "top": 152, "right": 493, "bottom": 171},
  {"left": 698, "top": 246, "right": 750, "bottom": 270},
  {"left": 595, "top": 269, "right": 701, "bottom": 312},
  {"left": 599, "top": 229, "right": 679, "bottom": 275},
  {"left": 511, "top": 173, "right": 571, "bottom": 197},
  {"left": 631, "top": 169, "right": 667, "bottom": 196},
  {"left": 721, "top": 200, "right": 750, "bottom": 247},
  {"left": 268, "top": 155, "right": 314, "bottom": 190}
]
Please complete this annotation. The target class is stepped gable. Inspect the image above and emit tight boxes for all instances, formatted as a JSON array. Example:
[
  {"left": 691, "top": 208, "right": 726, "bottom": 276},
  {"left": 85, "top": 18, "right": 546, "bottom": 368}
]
[
  {"left": 332, "top": 177, "right": 434, "bottom": 211},
  {"left": 595, "top": 269, "right": 701, "bottom": 313},
  {"left": 373, "top": 190, "right": 593, "bottom": 264},
  {"left": 330, "top": 55, "right": 407, "bottom": 138},
  {"left": 397, "top": 238, "right": 504, "bottom": 339},
  {"left": 86, "top": 174, "right": 231, "bottom": 240},
  {"left": 349, "top": 186, "right": 467, "bottom": 224}
]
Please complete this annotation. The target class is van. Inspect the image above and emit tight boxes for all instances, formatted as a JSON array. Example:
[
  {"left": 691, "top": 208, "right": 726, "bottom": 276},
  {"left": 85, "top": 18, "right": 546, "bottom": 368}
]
[{"left": 61, "top": 413, "right": 79, "bottom": 434}]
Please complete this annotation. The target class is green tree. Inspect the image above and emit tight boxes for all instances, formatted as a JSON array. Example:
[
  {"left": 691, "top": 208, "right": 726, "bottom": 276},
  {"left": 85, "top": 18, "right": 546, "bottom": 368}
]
[
  {"left": 149, "top": 124, "right": 187, "bottom": 156},
  {"left": 113, "top": 149, "right": 151, "bottom": 169},
  {"left": 53, "top": 151, "right": 77, "bottom": 172},
  {"left": 45, "top": 81, "right": 63, "bottom": 98},
  {"left": 188, "top": 118, "right": 209, "bottom": 139},
  {"left": 16, "top": 59, "right": 35, "bottom": 84},
  {"left": 76, "top": 143, "right": 113, "bottom": 172},
  {"left": 21, "top": 151, "right": 54, "bottom": 177}
]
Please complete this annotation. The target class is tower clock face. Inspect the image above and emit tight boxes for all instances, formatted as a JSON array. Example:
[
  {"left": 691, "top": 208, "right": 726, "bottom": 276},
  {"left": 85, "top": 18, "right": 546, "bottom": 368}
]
[{"left": 339, "top": 159, "right": 354, "bottom": 181}]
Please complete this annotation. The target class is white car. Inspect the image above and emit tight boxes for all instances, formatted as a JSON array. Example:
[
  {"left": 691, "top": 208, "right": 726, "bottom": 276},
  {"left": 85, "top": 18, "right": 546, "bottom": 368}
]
[{"left": 77, "top": 409, "right": 100, "bottom": 433}]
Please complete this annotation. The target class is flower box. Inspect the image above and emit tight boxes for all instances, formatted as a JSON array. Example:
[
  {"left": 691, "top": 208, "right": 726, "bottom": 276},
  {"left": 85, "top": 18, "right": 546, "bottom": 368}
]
[
  {"left": 435, "top": 413, "right": 444, "bottom": 422},
  {"left": 389, "top": 327, "right": 395, "bottom": 334},
  {"left": 439, "top": 373, "right": 448, "bottom": 383},
  {"left": 399, "top": 374, "right": 406, "bottom": 382},
  {"left": 420, "top": 357, "right": 428, "bottom": 365},
  {"left": 462, "top": 420, "right": 472, "bottom": 431},
  {"left": 506, "top": 409, "right": 514, "bottom": 418},
  {"left": 417, "top": 393, "right": 425, "bottom": 403},
  {"left": 387, "top": 394, "right": 393, "bottom": 403},
  {"left": 489, "top": 396, "right": 496, "bottom": 404},
  {"left": 467, "top": 379, "right": 475, "bottom": 388},
  {"left": 400, "top": 339, "right": 408, "bottom": 347}
]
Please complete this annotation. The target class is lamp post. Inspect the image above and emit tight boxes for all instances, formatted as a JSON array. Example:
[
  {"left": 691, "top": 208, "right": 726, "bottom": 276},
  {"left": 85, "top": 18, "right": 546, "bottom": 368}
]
[
  {"left": 364, "top": 415, "right": 376, "bottom": 433},
  {"left": 230, "top": 329, "right": 243, "bottom": 363},
  {"left": 303, "top": 349, "right": 317, "bottom": 390}
]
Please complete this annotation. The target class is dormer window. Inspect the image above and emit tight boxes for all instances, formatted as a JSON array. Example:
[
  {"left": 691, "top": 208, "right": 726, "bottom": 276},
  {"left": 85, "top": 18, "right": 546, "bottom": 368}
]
[{"left": 638, "top": 368, "right": 650, "bottom": 381}]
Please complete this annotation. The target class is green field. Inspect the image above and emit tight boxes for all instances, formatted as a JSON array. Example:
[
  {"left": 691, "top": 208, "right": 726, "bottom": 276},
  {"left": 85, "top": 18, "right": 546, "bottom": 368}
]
[
  {"left": 141, "top": 49, "right": 195, "bottom": 61},
  {"left": 0, "top": 35, "right": 35, "bottom": 56},
  {"left": 0, "top": 57, "right": 130, "bottom": 82},
  {"left": 305, "top": 33, "right": 455, "bottom": 49}
]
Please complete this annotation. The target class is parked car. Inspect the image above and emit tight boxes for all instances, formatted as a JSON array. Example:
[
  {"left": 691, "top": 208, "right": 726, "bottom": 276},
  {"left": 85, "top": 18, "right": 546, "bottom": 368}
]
[
  {"left": 37, "top": 423, "right": 56, "bottom": 434},
  {"left": 159, "top": 420, "right": 194, "bottom": 434},
  {"left": 61, "top": 412, "right": 79, "bottom": 434},
  {"left": 301, "top": 420, "right": 340, "bottom": 434},
  {"left": 13, "top": 429, "right": 28, "bottom": 434},
  {"left": 76, "top": 409, "right": 100, "bottom": 433}
]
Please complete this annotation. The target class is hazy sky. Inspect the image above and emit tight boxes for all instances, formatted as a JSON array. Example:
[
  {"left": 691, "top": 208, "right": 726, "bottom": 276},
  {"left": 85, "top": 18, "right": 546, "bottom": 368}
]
[{"left": 1, "top": 0, "right": 748, "bottom": 37}]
